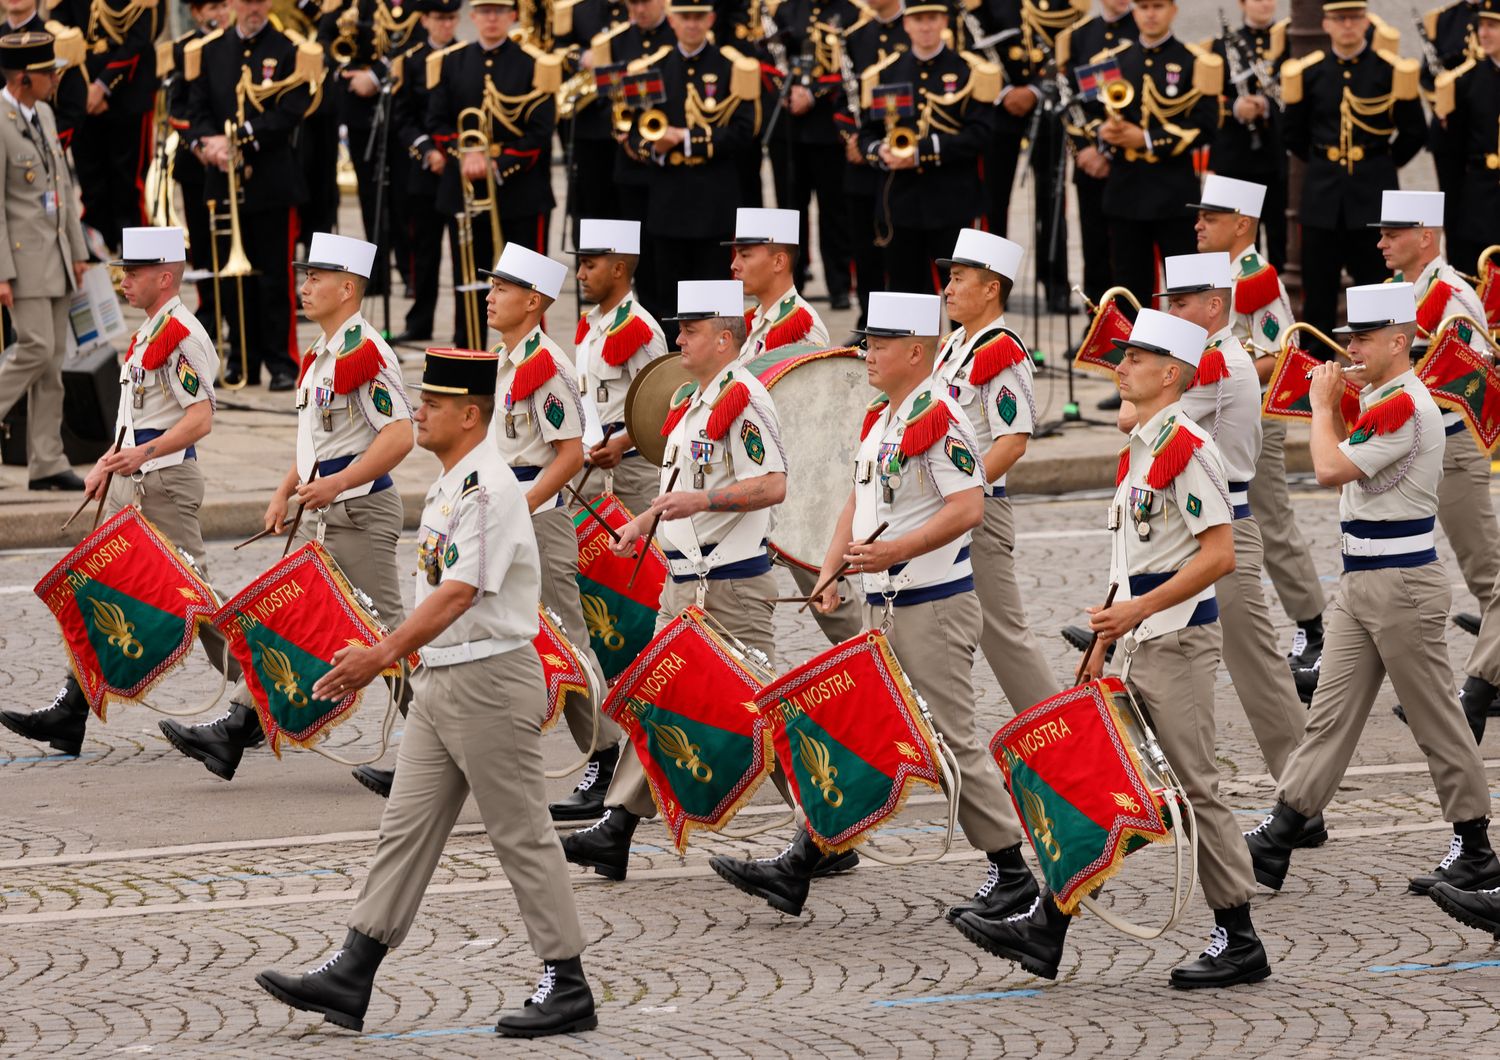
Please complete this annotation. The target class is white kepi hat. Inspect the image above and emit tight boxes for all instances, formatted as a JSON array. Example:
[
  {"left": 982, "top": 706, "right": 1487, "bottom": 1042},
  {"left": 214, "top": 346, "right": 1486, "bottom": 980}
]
[
  {"left": 860, "top": 292, "right": 943, "bottom": 338},
  {"left": 1187, "top": 174, "right": 1267, "bottom": 219},
  {"left": 574, "top": 218, "right": 641, "bottom": 256},
  {"left": 937, "top": 228, "right": 1024, "bottom": 281},
  {"left": 1156, "top": 252, "right": 1234, "bottom": 298},
  {"left": 724, "top": 207, "right": 800, "bottom": 246},
  {"left": 480, "top": 243, "right": 569, "bottom": 300},
  {"left": 1112, "top": 308, "right": 1208, "bottom": 369},
  {"left": 1370, "top": 190, "right": 1445, "bottom": 229},
  {"left": 295, "top": 232, "right": 378, "bottom": 279},
  {"left": 667, "top": 280, "right": 746, "bottom": 321},
  {"left": 1334, "top": 281, "right": 1418, "bottom": 335},
  {"left": 111, "top": 226, "right": 187, "bottom": 267}
]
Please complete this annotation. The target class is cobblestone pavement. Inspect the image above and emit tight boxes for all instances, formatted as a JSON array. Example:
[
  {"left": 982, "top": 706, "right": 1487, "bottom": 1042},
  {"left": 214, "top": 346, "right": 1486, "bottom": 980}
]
[{"left": 2, "top": 485, "right": 1498, "bottom": 1058}]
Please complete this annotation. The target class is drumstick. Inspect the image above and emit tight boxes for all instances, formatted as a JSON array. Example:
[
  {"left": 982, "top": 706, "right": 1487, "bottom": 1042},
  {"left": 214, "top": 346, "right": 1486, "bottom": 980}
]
[
  {"left": 1075, "top": 582, "right": 1119, "bottom": 685},
  {"left": 564, "top": 482, "right": 622, "bottom": 544},
  {"left": 78, "top": 426, "right": 130, "bottom": 533},
  {"left": 233, "top": 526, "right": 279, "bottom": 550},
  {"left": 280, "top": 464, "right": 321, "bottom": 558},
  {"left": 799, "top": 521, "right": 889, "bottom": 614},
  {"left": 627, "top": 466, "right": 678, "bottom": 589},
  {"left": 576, "top": 423, "right": 620, "bottom": 496}
]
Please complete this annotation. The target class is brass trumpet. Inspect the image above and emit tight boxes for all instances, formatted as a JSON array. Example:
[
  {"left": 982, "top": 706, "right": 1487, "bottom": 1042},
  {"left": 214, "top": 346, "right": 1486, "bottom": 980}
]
[
  {"left": 455, "top": 106, "right": 504, "bottom": 346},
  {"left": 638, "top": 107, "right": 669, "bottom": 141},
  {"left": 211, "top": 118, "right": 254, "bottom": 391},
  {"left": 1101, "top": 78, "right": 1135, "bottom": 120},
  {"left": 1281, "top": 321, "right": 1346, "bottom": 364}
]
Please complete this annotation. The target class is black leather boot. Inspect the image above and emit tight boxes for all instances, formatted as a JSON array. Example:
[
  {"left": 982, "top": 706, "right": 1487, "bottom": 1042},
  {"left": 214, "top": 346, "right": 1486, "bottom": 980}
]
[
  {"left": 255, "top": 928, "right": 387, "bottom": 1031},
  {"left": 560, "top": 807, "right": 638, "bottom": 881},
  {"left": 549, "top": 745, "right": 619, "bottom": 822},
  {"left": 0, "top": 676, "right": 89, "bottom": 756},
  {"left": 1293, "top": 660, "right": 1318, "bottom": 705},
  {"left": 1060, "top": 625, "right": 1114, "bottom": 662},
  {"left": 1296, "top": 813, "right": 1329, "bottom": 849},
  {"left": 158, "top": 701, "right": 264, "bottom": 781},
  {"left": 1243, "top": 800, "right": 1307, "bottom": 891},
  {"left": 1394, "top": 676, "right": 1496, "bottom": 741},
  {"left": 1409, "top": 819, "right": 1500, "bottom": 895},
  {"left": 495, "top": 956, "right": 598, "bottom": 1038},
  {"left": 945, "top": 843, "right": 1040, "bottom": 922},
  {"left": 1169, "top": 903, "right": 1271, "bottom": 989},
  {"left": 1429, "top": 883, "right": 1500, "bottom": 939},
  {"left": 1454, "top": 612, "right": 1482, "bottom": 637},
  {"left": 352, "top": 766, "right": 394, "bottom": 798},
  {"left": 952, "top": 888, "right": 1072, "bottom": 980},
  {"left": 809, "top": 847, "right": 860, "bottom": 878},
  {"left": 1288, "top": 615, "right": 1323, "bottom": 670},
  {"left": 708, "top": 827, "right": 823, "bottom": 916}
]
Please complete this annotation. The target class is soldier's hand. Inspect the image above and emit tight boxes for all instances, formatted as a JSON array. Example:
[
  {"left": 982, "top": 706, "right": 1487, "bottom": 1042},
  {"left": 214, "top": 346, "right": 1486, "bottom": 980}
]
[
  {"left": 0, "top": 280, "right": 12, "bottom": 310},
  {"left": 789, "top": 85, "right": 815, "bottom": 116},
  {"left": 1001, "top": 85, "right": 1038, "bottom": 117},
  {"left": 83, "top": 464, "right": 108, "bottom": 500},
  {"left": 649, "top": 489, "right": 708, "bottom": 520},
  {"left": 878, "top": 144, "right": 916, "bottom": 170},
  {"left": 609, "top": 518, "right": 643, "bottom": 557},
  {"left": 424, "top": 148, "right": 446, "bottom": 174},
  {"left": 651, "top": 127, "right": 687, "bottom": 154},
  {"left": 341, "top": 68, "right": 379, "bottom": 98},
  {"left": 811, "top": 574, "right": 842, "bottom": 615},
  {"left": 845, "top": 539, "right": 902, "bottom": 574},
  {"left": 264, "top": 494, "right": 289, "bottom": 534},
  {"left": 98, "top": 445, "right": 148, "bottom": 476},
  {"left": 843, "top": 135, "right": 862, "bottom": 164},
  {"left": 296, "top": 475, "right": 342, "bottom": 511},
  {"left": 1076, "top": 146, "right": 1110, "bottom": 179},
  {"left": 1098, "top": 119, "right": 1145, "bottom": 150},
  {"left": 1308, "top": 361, "right": 1348, "bottom": 410},
  {"left": 460, "top": 150, "right": 490, "bottom": 183},
  {"left": 1087, "top": 598, "right": 1145, "bottom": 643},
  {"left": 312, "top": 643, "right": 382, "bottom": 702},
  {"left": 73, "top": 261, "right": 89, "bottom": 288},
  {"left": 587, "top": 434, "right": 626, "bottom": 469},
  {"left": 86, "top": 81, "right": 107, "bottom": 115},
  {"left": 1075, "top": 638, "right": 1108, "bottom": 685},
  {"left": 1233, "top": 94, "right": 1267, "bottom": 123}
]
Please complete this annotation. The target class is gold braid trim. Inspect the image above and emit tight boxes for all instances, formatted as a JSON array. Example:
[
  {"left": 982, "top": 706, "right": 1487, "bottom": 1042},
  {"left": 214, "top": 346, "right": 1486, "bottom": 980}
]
[{"left": 88, "top": 0, "right": 157, "bottom": 48}]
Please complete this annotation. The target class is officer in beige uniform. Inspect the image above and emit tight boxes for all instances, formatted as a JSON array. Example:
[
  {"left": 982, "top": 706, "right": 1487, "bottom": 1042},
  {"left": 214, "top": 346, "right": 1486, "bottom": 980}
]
[
  {"left": 1, "top": 226, "right": 219, "bottom": 757},
  {"left": 1246, "top": 283, "right": 1500, "bottom": 900},
  {"left": 162, "top": 234, "right": 415, "bottom": 785},
  {"left": 729, "top": 208, "right": 832, "bottom": 365},
  {"left": 563, "top": 281, "right": 858, "bottom": 883},
  {"left": 483, "top": 242, "right": 625, "bottom": 800},
  {"left": 956, "top": 309, "right": 1271, "bottom": 990},
  {"left": 933, "top": 229, "right": 1058, "bottom": 716},
  {"left": 255, "top": 348, "right": 597, "bottom": 1040},
  {"left": 710, "top": 292, "right": 1043, "bottom": 925},
  {"left": 0, "top": 31, "right": 88, "bottom": 492},
  {"left": 1192, "top": 174, "right": 1328, "bottom": 668}
]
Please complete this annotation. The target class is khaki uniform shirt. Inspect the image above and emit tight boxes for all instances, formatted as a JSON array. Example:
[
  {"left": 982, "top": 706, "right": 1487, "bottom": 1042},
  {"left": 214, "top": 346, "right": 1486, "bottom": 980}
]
[
  {"left": 1408, "top": 257, "right": 1488, "bottom": 434},
  {"left": 933, "top": 315, "right": 1037, "bottom": 491},
  {"left": 1230, "top": 246, "right": 1295, "bottom": 361},
  {"left": 1179, "top": 326, "right": 1263, "bottom": 491},
  {"left": 0, "top": 89, "right": 86, "bottom": 297},
  {"left": 1337, "top": 369, "right": 1445, "bottom": 523},
  {"left": 739, "top": 287, "right": 831, "bottom": 364},
  {"left": 493, "top": 325, "right": 586, "bottom": 508},
  {"left": 574, "top": 294, "right": 667, "bottom": 444},
  {"left": 117, "top": 296, "right": 218, "bottom": 472}
]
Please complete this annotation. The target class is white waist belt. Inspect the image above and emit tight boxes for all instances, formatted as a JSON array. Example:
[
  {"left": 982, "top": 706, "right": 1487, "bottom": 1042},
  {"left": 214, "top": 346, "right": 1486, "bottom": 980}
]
[
  {"left": 419, "top": 637, "right": 524, "bottom": 668},
  {"left": 1227, "top": 485, "right": 1249, "bottom": 505},
  {"left": 1340, "top": 530, "right": 1436, "bottom": 557}
]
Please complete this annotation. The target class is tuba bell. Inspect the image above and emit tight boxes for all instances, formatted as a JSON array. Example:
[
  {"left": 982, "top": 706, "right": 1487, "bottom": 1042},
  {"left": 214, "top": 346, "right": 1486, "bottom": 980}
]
[{"left": 638, "top": 107, "right": 669, "bottom": 141}]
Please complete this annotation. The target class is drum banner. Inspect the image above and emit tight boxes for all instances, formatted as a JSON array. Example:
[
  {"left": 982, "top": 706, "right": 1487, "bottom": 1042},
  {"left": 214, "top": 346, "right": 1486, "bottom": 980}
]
[
  {"left": 1073, "top": 299, "right": 1135, "bottom": 377},
  {"left": 35, "top": 506, "right": 218, "bottom": 721},
  {"left": 535, "top": 607, "right": 589, "bottom": 732},
  {"left": 1416, "top": 317, "right": 1500, "bottom": 452},
  {"left": 1260, "top": 343, "right": 1362, "bottom": 431},
  {"left": 211, "top": 544, "right": 410, "bottom": 756},
  {"left": 991, "top": 678, "right": 1172, "bottom": 914},
  {"left": 1479, "top": 255, "right": 1499, "bottom": 330},
  {"left": 602, "top": 607, "right": 774, "bottom": 852},
  {"left": 758, "top": 632, "right": 944, "bottom": 855},
  {"left": 573, "top": 493, "right": 667, "bottom": 679},
  {"left": 744, "top": 342, "right": 859, "bottom": 381}
]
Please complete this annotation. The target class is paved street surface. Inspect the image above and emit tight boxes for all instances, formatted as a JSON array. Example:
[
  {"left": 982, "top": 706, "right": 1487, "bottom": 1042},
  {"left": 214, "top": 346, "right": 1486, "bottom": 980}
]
[{"left": 3, "top": 483, "right": 1499, "bottom": 1058}]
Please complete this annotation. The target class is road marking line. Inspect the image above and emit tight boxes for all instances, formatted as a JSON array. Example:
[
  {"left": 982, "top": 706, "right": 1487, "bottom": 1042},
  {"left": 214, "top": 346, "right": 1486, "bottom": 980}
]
[
  {"left": 1369, "top": 959, "right": 1500, "bottom": 974},
  {"left": 872, "top": 989, "right": 1042, "bottom": 1007}
]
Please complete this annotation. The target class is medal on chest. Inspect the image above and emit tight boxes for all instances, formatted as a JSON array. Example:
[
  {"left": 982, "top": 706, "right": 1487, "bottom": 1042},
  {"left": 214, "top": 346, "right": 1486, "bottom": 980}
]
[
  {"left": 502, "top": 392, "right": 519, "bottom": 438},
  {"left": 596, "top": 381, "right": 609, "bottom": 404},
  {"left": 1128, "top": 486, "right": 1154, "bottom": 540},
  {"left": 689, "top": 439, "right": 715, "bottom": 489},
  {"left": 418, "top": 528, "right": 447, "bottom": 586},
  {"left": 314, "top": 381, "right": 336, "bottom": 431},
  {"left": 877, "top": 442, "right": 904, "bottom": 504},
  {"left": 129, "top": 364, "right": 147, "bottom": 409}
]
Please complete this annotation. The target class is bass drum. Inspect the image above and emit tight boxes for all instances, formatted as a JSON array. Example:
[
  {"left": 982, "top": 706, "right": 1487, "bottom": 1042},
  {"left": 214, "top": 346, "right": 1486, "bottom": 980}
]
[{"left": 744, "top": 344, "right": 867, "bottom": 571}]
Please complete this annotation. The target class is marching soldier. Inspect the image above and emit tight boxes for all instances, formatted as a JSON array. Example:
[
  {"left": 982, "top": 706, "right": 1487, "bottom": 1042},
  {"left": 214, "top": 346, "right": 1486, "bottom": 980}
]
[
  {"left": 160, "top": 234, "right": 415, "bottom": 784},
  {"left": 1192, "top": 174, "right": 1328, "bottom": 669},
  {"left": 1208, "top": 0, "right": 1289, "bottom": 272},
  {"left": 428, "top": 0, "right": 559, "bottom": 349},
  {"left": 468, "top": 242, "right": 626, "bottom": 809},
  {"left": 835, "top": 0, "right": 906, "bottom": 322},
  {"left": 0, "top": 30, "right": 89, "bottom": 493},
  {"left": 186, "top": 0, "right": 319, "bottom": 391},
  {"left": 1096, "top": 0, "right": 1220, "bottom": 307},
  {"left": 623, "top": 0, "right": 758, "bottom": 326},
  {"left": 934, "top": 229, "right": 1058, "bottom": 715},
  {"left": 1420, "top": 0, "right": 1483, "bottom": 235},
  {"left": 1432, "top": 0, "right": 1500, "bottom": 273},
  {"left": 1282, "top": 0, "right": 1426, "bottom": 336},
  {"left": 710, "top": 291, "right": 1046, "bottom": 926},
  {"left": 856, "top": 1, "right": 999, "bottom": 295},
  {"left": 0, "top": 226, "right": 219, "bottom": 757},
  {"left": 255, "top": 348, "right": 598, "bottom": 1040},
  {"left": 1245, "top": 283, "right": 1500, "bottom": 902},
  {"left": 729, "top": 206, "right": 830, "bottom": 362},
  {"left": 3, "top": 0, "right": 86, "bottom": 148},
  {"left": 1056, "top": 0, "right": 1137, "bottom": 306},
  {"left": 957, "top": 309, "right": 1272, "bottom": 989}
]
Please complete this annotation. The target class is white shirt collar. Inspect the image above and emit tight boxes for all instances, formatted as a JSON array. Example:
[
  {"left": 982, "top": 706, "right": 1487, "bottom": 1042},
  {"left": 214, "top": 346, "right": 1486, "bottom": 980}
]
[{"left": 2, "top": 86, "right": 36, "bottom": 124}]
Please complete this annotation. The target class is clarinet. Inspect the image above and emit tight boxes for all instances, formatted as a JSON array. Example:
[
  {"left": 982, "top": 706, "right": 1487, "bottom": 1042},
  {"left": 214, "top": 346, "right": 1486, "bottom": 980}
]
[{"left": 1219, "top": 9, "right": 1264, "bottom": 152}]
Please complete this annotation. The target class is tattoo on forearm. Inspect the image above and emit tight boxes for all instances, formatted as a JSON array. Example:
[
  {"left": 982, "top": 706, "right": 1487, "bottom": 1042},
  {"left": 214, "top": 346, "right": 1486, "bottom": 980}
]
[
  {"left": 706, "top": 480, "right": 764, "bottom": 512},
  {"left": 145, "top": 445, "right": 157, "bottom": 456}
]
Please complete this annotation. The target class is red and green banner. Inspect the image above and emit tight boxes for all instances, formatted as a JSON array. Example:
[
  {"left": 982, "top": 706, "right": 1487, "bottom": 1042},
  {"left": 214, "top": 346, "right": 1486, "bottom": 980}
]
[
  {"left": 1073, "top": 294, "right": 1136, "bottom": 377},
  {"left": 1260, "top": 343, "right": 1362, "bottom": 431},
  {"left": 991, "top": 678, "right": 1172, "bottom": 914},
  {"left": 535, "top": 606, "right": 589, "bottom": 732},
  {"left": 1479, "top": 253, "right": 1500, "bottom": 330},
  {"left": 35, "top": 507, "right": 218, "bottom": 721},
  {"left": 573, "top": 493, "right": 666, "bottom": 679},
  {"left": 211, "top": 544, "right": 410, "bottom": 756},
  {"left": 1416, "top": 317, "right": 1500, "bottom": 452},
  {"left": 602, "top": 607, "right": 774, "bottom": 852},
  {"left": 758, "top": 632, "right": 944, "bottom": 854}
]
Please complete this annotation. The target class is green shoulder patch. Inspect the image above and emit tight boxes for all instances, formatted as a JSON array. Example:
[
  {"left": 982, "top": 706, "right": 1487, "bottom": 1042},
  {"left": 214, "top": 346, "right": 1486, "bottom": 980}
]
[
  {"left": 1152, "top": 414, "right": 1178, "bottom": 453},
  {"left": 369, "top": 380, "right": 393, "bottom": 416},
  {"left": 341, "top": 323, "right": 364, "bottom": 354},
  {"left": 1185, "top": 493, "right": 1202, "bottom": 517},
  {"left": 462, "top": 470, "right": 481, "bottom": 497},
  {"left": 175, "top": 354, "right": 200, "bottom": 396},
  {"left": 1348, "top": 425, "right": 1373, "bottom": 445},
  {"left": 996, "top": 385, "right": 1017, "bottom": 425},
  {"left": 740, "top": 420, "right": 765, "bottom": 465},
  {"left": 543, "top": 393, "right": 566, "bottom": 428},
  {"left": 443, "top": 542, "right": 459, "bottom": 568},
  {"left": 944, "top": 437, "right": 976, "bottom": 476},
  {"left": 1260, "top": 310, "right": 1280, "bottom": 341}
]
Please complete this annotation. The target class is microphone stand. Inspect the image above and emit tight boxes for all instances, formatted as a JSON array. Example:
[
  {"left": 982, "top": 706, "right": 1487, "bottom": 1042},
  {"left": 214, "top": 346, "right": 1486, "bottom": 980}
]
[{"left": 363, "top": 75, "right": 395, "bottom": 338}]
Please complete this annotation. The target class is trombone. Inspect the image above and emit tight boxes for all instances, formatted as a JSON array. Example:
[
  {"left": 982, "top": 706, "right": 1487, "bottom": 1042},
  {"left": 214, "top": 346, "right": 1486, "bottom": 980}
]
[
  {"left": 210, "top": 118, "right": 254, "bottom": 391},
  {"left": 455, "top": 106, "right": 503, "bottom": 346},
  {"left": 143, "top": 81, "right": 183, "bottom": 233}
]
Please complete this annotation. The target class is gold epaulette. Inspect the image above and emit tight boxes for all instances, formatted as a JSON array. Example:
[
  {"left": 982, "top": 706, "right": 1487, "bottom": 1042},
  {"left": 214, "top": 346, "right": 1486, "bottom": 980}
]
[
  {"left": 961, "top": 51, "right": 1000, "bottom": 103},
  {"left": 1433, "top": 56, "right": 1473, "bottom": 119},
  {"left": 962, "top": 0, "right": 981, "bottom": 10},
  {"left": 319, "top": 0, "right": 342, "bottom": 15},
  {"left": 552, "top": 0, "right": 581, "bottom": 39},
  {"left": 1069, "top": 0, "right": 1090, "bottom": 12},
  {"left": 426, "top": 39, "right": 468, "bottom": 90},
  {"left": 720, "top": 45, "right": 759, "bottom": 100},
  {"left": 1089, "top": 38, "right": 1133, "bottom": 65},
  {"left": 155, "top": 38, "right": 173, "bottom": 75},
  {"left": 1280, "top": 48, "right": 1321, "bottom": 105},
  {"left": 1423, "top": 5, "right": 1441, "bottom": 40},
  {"left": 46, "top": 22, "right": 85, "bottom": 70},
  {"left": 590, "top": 20, "right": 629, "bottom": 66},
  {"left": 626, "top": 43, "right": 671, "bottom": 74},
  {"left": 1370, "top": 13, "right": 1401, "bottom": 53},
  {"left": 860, "top": 48, "right": 902, "bottom": 108},
  {"left": 1191, "top": 48, "right": 1223, "bottom": 96},
  {"left": 295, "top": 39, "right": 324, "bottom": 84},
  {"left": 843, "top": 4, "right": 874, "bottom": 36},
  {"left": 1267, "top": 18, "right": 1288, "bottom": 64},
  {"left": 519, "top": 41, "right": 562, "bottom": 94},
  {"left": 1055, "top": 23, "right": 1073, "bottom": 67},
  {"left": 1389, "top": 54, "right": 1420, "bottom": 100},
  {"left": 183, "top": 27, "right": 222, "bottom": 81}
]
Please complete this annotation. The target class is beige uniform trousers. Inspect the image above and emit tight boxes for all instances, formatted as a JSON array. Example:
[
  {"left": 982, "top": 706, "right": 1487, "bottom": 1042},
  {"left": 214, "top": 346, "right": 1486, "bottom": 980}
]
[
  {"left": 1438, "top": 429, "right": 1500, "bottom": 606},
  {"left": 862, "top": 591, "right": 1022, "bottom": 854},
  {"left": 1465, "top": 607, "right": 1500, "bottom": 686},
  {"left": 532, "top": 505, "right": 623, "bottom": 754},
  {"left": 604, "top": 570, "right": 780, "bottom": 818},
  {"left": 1216, "top": 517, "right": 1308, "bottom": 777},
  {"left": 0, "top": 297, "right": 71, "bottom": 480},
  {"left": 1247, "top": 419, "right": 1326, "bottom": 623},
  {"left": 1277, "top": 562, "right": 1491, "bottom": 822},
  {"left": 1116, "top": 625, "right": 1257, "bottom": 910},
  {"left": 972, "top": 497, "right": 1060, "bottom": 715},
  {"left": 349, "top": 647, "right": 585, "bottom": 959}
]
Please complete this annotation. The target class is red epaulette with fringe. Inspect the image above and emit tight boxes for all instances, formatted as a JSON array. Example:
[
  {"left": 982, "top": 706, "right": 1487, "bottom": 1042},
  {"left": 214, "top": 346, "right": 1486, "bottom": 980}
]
[
  {"left": 899, "top": 393, "right": 955, "bottom": 457},
  {"left": 968, "top": 330, "right": 1027, "bottom": 387},
  {"left": 295, "top": 346, "right": 318, "bottom": 388},
  {"left": 507, "top": 339, "right": 557, "bottom": 404},
  {"left": 1234, "top": 262, "right": 1280, "bottom": 316},
  {"left": 659, "top": 381, "right": 698, "bottom": 438},
  {"left": 1417, "top": 279, "right": 1454, "bottom": 336},
  {"left": 1189, "top": 342, "right": 1229, "bottom": 389},
  {"left": 765, "top": 301, "right": 814, "bottom": 351},
  {"left": 132, "top": 314, "right": 191, "bottom": 372},
  {"left": 333, "top": 339, "right": 385, "bottom": 394},
  {"left": 862, "top": 396, "right": 890, "bottom": 441},
  {"left": 1116, "top": 446, "right": 1130, "bottom": 486},
  {"left": 573, "top": 313, "right": 589, "bottom": 345},
  {"left": 706, "top": 380, "right": 751, "bottom": 440},
  {"left": 1145, "top": 422, "right": 1205, "bottom": 490},
  {"left": 1348, "top": 387, "right": 1415, "bottom": 442},
  {"left": 599, "top": 310, "right": 655, "bottom": 367}
]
